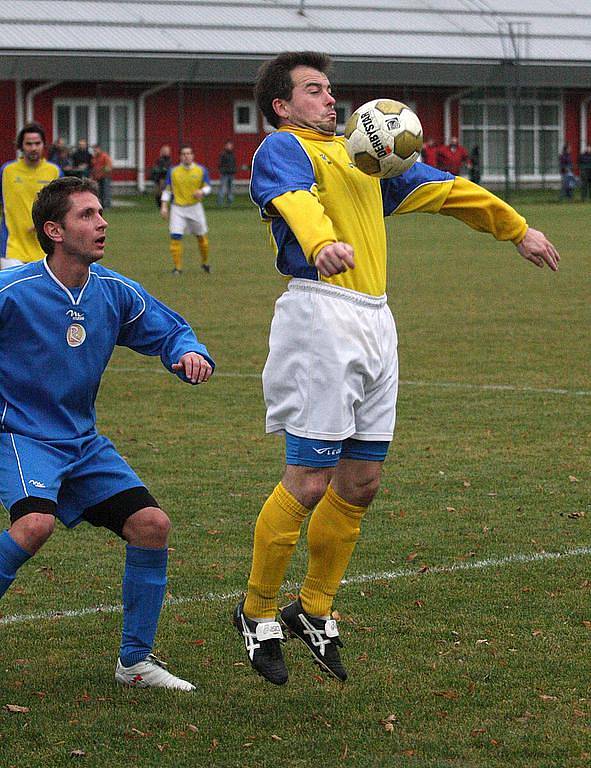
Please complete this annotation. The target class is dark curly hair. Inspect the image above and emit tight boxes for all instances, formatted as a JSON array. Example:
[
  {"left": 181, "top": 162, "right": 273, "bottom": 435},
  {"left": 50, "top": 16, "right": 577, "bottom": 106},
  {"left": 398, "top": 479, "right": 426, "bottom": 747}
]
[{"left": 254, "top": 51, "right": 332, "bottom": 129}]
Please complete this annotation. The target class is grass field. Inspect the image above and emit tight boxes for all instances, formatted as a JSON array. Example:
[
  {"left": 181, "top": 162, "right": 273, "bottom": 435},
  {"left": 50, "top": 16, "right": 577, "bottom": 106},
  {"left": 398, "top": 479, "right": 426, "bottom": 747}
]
[{"left": 0, "top": 193, "right": 589, "bottom": 767}]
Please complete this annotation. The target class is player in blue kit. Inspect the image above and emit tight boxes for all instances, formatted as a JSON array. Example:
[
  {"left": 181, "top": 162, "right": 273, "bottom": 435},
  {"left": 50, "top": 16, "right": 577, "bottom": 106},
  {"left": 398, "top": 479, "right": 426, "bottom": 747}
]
[{"left": 0, "top": 176, "right": 214, "bottom": 691}]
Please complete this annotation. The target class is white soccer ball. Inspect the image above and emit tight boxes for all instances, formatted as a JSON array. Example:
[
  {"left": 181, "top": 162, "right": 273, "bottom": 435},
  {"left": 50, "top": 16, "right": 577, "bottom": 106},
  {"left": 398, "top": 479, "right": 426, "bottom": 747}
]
[{"left": 344, "top": 99, "right": 423, "bottom": 178}]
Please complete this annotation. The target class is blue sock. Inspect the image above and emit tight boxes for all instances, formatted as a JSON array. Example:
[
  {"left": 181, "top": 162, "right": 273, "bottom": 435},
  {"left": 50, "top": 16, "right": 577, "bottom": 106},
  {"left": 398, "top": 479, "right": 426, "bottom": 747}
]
[
  {"left": 119, "top": 544, "right": 168, "bottom": 668},
  {"left": 0, "top": 530, "right": 32, "bottom": 598}
]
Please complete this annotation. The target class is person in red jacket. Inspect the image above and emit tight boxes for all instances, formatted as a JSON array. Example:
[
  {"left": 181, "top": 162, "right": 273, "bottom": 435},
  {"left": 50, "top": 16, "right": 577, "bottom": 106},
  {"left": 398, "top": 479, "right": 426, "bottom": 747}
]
[
  {"left": 421, "top": 137, "right": 439, "bottom": 167},
  {"left": 437, "top": 136, "right": 469, "bottom": 175}
]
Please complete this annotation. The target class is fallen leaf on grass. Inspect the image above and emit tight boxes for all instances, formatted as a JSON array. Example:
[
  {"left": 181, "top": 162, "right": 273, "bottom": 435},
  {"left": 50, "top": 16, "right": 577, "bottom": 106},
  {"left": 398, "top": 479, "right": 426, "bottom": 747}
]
[
  {"left": 583, "top": 621, "right": 591, "bottom": 630},
  {"left": 380, "top": 714, "right": 398, "bottom": 733},
  {"left": 406, "top": 551, "right": 418, "bottom": 561},
  {"left": 191, "top": 639, "right": 206, "bottom": 646},
  {"left": 434, "top": 690, "right": 459, "bottom": 700},
  {"left": 470, "top": 728, "right": 486, "bottom": 736},
  {"left": 4, "top": 704, "right": 29, "bottom": 714},
  {"left": 539, "top": 694, "right": 558, "bottom": 702},
  {"left": 568, "top": 475, "right": 579, "bottom": 483},
  {"left": 340, "top": 743, "right": 349, "bottom": 759},
  {"left": 187, "top": 724, "right": 198, "bottom": 733},
  {"left": 70, "top": 750, "right": 86, "bottom": 758},
  {"left": 209, "top": 738, "right": 219, "bottom": 751},
  {"left": 271, "top": 734, "right": 282, "bottom": 741},
  {"left": 242, "top": 743, "right": 254, "bottom": 748},
  {"left": 156, "top": 744, "right": 167, "bottom": 753}
]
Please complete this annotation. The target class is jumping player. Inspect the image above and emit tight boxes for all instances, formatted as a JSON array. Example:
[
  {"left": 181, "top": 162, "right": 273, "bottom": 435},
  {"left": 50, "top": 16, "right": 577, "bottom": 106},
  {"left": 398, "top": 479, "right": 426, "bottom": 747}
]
[{"left": 233, "top": 51, "right": 560, "bottom": 686}]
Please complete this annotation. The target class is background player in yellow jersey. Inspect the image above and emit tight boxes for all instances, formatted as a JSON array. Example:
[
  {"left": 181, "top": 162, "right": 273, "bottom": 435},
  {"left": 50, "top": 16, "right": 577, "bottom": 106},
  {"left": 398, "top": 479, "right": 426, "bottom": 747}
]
[
  {"left": 160, "top": 145, "right": 212, "bottom": 274},
  {"left": 0, "top": 123, "right": 61, "bottom": 268},
  {"left": 233, "top": 51, "right": 560, "bottom": 686}
]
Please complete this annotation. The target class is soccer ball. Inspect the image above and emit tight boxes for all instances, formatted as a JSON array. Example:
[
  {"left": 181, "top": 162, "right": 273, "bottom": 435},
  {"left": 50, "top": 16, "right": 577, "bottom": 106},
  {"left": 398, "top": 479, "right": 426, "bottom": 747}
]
[{"left": 344, "top": 99, "right": 423, "bottom": 178}]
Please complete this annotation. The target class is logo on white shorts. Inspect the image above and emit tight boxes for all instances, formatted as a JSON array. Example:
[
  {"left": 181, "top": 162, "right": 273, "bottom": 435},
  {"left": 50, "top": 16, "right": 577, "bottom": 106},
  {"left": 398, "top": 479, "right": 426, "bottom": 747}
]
[
  {"left": 66, "top": 323, "right": 86, "bottom": 347},
  {"left": 313, "top": 447, "right": 342, "bottom": 457}
]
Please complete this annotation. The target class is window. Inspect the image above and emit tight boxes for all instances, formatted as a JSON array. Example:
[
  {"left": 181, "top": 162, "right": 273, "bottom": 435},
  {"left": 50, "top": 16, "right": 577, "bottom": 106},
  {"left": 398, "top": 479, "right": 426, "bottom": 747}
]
[
  {"left": 53, "top": 100, "right": 135, "bottom": 167},
  {"left": 234, "top": 100, "right": 257, "bottom": 134},
  {"left": 460, "top": 93, "right": 562, "bottom": 180}
]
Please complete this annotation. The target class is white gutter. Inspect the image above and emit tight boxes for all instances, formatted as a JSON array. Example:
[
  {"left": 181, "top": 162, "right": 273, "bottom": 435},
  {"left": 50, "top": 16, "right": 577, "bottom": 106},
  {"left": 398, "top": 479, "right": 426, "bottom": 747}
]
[
  {"left": 137, "top": 82, "right": 174, "bottom": 192},
  {"left": 580, "top": 95, "right": 591, "bottom": 151},
  {"left": 15, "top": 80, "right": 24, "bottom": 155},
  {"left": 25, "top": 81, "right": 61, "bottom": 123}
]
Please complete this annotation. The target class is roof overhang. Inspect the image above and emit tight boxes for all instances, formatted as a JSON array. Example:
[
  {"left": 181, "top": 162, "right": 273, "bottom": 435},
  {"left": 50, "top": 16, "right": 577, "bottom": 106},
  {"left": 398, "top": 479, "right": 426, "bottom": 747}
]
[{"left": 3, "top": 51, "right": 591, "bottom": 89}]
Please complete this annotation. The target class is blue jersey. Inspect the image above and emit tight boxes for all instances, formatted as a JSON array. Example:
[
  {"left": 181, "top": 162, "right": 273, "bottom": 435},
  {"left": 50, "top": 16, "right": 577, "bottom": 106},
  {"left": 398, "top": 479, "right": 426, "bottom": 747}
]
[{"left": 0, "top": 259, "right": 214, "bottom": 440}]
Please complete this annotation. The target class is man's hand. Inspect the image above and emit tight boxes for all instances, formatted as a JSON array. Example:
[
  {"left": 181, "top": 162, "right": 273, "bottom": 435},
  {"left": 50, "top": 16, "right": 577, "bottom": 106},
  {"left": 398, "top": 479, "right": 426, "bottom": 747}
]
[
  {"left": 517, "top": 227, "right": 560, "bottom": 271},
  {"left": 160, "top": 203, "right": 168, "bottom": 221},
  {"left": 314, "top": 242, "right": 355, "bottom": 277},
  {"left": 192, "top": 189, "right": 205, "bottom": 201},
  {"left": 172, "top": 353, "right": 213, "bottom": 384}
]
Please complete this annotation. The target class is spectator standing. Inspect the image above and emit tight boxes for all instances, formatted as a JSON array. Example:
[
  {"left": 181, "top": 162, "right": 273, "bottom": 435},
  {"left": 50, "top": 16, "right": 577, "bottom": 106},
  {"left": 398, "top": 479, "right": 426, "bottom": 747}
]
[
  {"left": 0, "top": 176, "right": 214, "bottom": 690},
  {"left": 151, "top": 145, "right": 172, "bottom": 209},
  {"left": 217, "top": 140, "right": 238, "bottom": 206},
  {"left": 48, "top": 137, "right": 72, "bottom": 172},
  {"left": 91, "top": 143, "right": 113, "bottom": 208},
  {"left": 469, "top": 146, "right": 481, "bottom": 184},
  {"left": 578, "top": 144, "right": 591, "bottom": 201},
  {"left": 421, "top": 137, "right": 439, "bottom": 167},
  {"left": 559, "top": 144, "right": 575, "bottom": 201},
  {"left": 71, "top": 139, "right": 93, "bottom": 177},
  {"left": 0, "top": 122, "right": 62, "bottom": 268},
  {"left": 437, "top": 136, "right": 469, "bottom": 175}
]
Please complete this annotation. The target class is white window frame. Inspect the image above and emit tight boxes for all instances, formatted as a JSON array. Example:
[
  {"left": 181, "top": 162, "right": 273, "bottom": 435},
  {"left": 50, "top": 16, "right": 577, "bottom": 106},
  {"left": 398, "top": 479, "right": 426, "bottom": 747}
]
[
  {"left": 234, "top": 100, "right": 257, "bottom": 134},
  {"left": 460, "top": 93, "right": 562, "bottom": 182},
  {"left": 52, "top": 99, "right": 136, "bottom": 168}
]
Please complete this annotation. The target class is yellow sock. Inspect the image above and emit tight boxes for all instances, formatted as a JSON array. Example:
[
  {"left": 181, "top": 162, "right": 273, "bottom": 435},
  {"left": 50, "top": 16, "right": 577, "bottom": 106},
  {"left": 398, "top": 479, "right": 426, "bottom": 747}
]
[
  {"left": 244, "top": 482, "right": 310, "bottom": 619},
  {"left": 170, "top": 239, "right": 183, "bottom": 270},
  {"left": 300, "top": 484, "right": 366, "bottom": 617},
  {"left": 197, "top": 235, "right": 209, "bottom": 266}
]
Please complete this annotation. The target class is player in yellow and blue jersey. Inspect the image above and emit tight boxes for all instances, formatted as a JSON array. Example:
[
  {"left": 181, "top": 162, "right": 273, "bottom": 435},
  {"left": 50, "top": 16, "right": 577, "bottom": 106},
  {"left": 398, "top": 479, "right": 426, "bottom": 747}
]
[
  {"left": 233, "top": 51, "right": 561, "bottom": 686},
  {"left": 160, "top": 145, "right": 212, "bottom": 274},
  {"left": 0, "top": 123, "right": 62, "bottom": 268}
]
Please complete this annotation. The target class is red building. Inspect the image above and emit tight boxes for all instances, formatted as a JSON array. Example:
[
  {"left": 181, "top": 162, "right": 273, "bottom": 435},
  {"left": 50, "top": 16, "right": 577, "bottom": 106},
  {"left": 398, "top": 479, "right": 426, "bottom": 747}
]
[{"left": 1, "top": 2, "right": 590, "bottom": 190}]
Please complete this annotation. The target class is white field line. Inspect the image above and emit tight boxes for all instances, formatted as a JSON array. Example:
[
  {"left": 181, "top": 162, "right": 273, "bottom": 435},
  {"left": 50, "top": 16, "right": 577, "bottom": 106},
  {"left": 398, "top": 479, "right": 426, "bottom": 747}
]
[
  {"left": 106, "top": 367, "right": 591, "bottom": 397},
  {"left": 2, "top": 545, "right": 590, "bottom": 627}
]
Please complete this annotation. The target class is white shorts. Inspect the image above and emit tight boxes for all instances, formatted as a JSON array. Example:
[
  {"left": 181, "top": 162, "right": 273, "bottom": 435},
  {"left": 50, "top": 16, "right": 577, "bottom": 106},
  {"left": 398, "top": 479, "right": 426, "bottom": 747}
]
[
  {"left": 262, "top": 279, "right": 399, "bottom": 441},
  {"left": 169, "top": 202, "right": 208, "bottom": 237}
]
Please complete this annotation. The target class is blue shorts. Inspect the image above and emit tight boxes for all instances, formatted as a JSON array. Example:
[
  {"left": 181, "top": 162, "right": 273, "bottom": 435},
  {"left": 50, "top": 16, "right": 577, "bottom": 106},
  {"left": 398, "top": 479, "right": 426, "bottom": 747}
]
[
  {"left": 285, "top": 432, "right": 390, "bottom": 468},
  {"left": 0, "top": 432, "right": 145, "bottom": 528}
]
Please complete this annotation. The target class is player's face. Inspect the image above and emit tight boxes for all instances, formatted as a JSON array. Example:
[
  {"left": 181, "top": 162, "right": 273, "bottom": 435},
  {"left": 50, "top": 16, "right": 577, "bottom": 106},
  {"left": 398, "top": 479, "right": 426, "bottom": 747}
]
[
  {"left": 21, "top": 132, "right": 45, "bottom": 164},
  {"left": 180, "top": 147, "right": 194, "bottom": 166},
  {"left": 275, "top": 66, "right": 337, "bottom": 135},
  {"left": 57, "top": 192, "right": 108, "bottom": 263}
]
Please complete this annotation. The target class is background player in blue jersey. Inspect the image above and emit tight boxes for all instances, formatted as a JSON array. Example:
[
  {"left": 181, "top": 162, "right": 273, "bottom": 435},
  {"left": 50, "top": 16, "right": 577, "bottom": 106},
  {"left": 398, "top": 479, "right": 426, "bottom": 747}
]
[
  {"left": 0, "top": 176, "right": 214, "bottom": 691},
  {"left": 233, "top": 51, "right": 560, "bottom": 686}
]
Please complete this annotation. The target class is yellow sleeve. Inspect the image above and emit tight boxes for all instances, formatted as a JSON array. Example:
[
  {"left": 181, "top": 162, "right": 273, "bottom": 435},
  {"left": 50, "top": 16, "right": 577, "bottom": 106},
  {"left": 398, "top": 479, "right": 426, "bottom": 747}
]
[
  {"left": 271, "top": 189, "right": 337, "bottom": 263},
  {"left": 438, "top": 177, "right": 528, "bottom": 244}
]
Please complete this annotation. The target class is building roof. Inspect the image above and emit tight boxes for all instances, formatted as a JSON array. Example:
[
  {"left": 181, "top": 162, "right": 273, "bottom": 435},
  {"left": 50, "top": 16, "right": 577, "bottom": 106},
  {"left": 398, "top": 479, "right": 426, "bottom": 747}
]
[{"left": 1, "top": 0, "right": 590, "bottom": 86}]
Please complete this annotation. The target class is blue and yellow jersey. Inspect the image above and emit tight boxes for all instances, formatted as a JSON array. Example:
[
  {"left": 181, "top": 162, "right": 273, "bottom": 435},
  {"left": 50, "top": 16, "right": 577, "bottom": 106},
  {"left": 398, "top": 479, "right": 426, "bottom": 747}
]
[
  {"left": 0, "top": 158, "right": 62, "bottom": 262},
  {"left": 250, "top": 126, "right": 527, "bottom": 297},
  {"left": 164, "top": 163, "right": 211, "bottom": 206}
]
